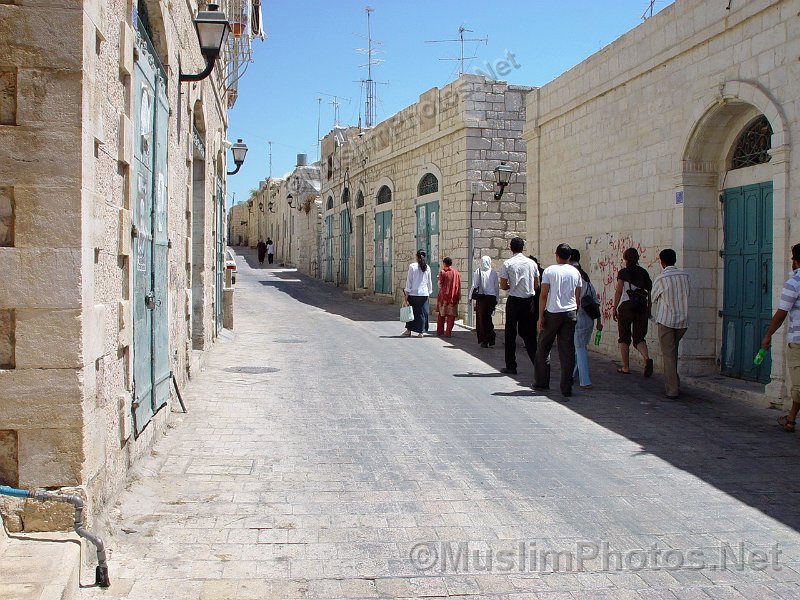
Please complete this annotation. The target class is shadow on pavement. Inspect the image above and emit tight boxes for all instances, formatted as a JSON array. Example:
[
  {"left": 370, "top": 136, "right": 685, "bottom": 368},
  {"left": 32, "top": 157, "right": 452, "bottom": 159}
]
[{"left": 234, "top": 245, "right": 800, "bottom": 534}]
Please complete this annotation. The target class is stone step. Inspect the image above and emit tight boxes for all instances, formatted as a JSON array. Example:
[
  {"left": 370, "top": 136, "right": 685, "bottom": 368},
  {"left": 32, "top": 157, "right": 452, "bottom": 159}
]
[{"left": 0, "top": 530, "right": 81, "bottom": 600}]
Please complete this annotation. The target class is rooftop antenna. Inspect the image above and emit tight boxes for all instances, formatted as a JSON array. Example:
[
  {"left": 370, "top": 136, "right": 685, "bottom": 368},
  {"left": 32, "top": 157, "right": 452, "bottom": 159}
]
[
  {"left": 356, "top": 6, "right": 386, "bottom": 128},
  {"left": 268, "top": 141, "right": 272, "bottom": 178},
  {"left": 642, "top": 0, "right": 656, "bottom": 20},
  {"left": 316, "top": 97, "right": 322, "bottom": 164},
  {"left": 426, "top": 26, "right": 487, "bottom": 78},
  {"left": 317, "top": 91, "right": 351, "bottom": 127}
]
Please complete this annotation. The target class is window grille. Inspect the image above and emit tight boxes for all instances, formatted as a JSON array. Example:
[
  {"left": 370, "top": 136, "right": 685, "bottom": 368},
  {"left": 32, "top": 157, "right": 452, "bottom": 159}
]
[
  {"left": 731, "top": 115, "right": 772, "bottom": 170},
  {"left": 356, "top": 191, "right": 364, "bottom": 208},
  {"left": 376, "top": 186, "right": 392, "bottom": 205},
  {"left": 326, "top": 196, "right": 333, "bottom": 211},
  {"left": 417, "top": 173, "right": 438, "bottom": 196}
]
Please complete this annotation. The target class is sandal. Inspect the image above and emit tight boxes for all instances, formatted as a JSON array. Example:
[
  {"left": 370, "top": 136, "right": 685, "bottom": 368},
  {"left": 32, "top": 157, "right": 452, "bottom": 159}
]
[
  {"left": 644, "top": 358, "right": 654, "bottom": 378},
  {"left": 778, "top": 415, "right": 796, "bottom": 432},
  {"left": 616, "top": 368, "right": 631, "bottom": 374}
]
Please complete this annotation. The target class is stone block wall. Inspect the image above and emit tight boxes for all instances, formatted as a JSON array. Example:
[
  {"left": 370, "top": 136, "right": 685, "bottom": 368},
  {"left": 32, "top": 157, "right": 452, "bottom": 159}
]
[
  {"left": 524, "top": 0, "right": 799, "bottom": 394},
  {"left": 318, "top": 75, "right": 531, "bottom": 323}
]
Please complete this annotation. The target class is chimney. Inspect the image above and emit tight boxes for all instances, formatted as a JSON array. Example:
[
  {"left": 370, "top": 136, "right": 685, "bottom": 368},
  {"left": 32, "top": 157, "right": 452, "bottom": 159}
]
[{"left": 296, "top": 153, "right": 308, "bottom": 167}]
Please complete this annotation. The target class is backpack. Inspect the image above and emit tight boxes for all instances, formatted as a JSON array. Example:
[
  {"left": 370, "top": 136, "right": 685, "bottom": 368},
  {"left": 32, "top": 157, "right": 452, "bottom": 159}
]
[
  {"left": 623, "top": 266, "right": 651, "bottom": 314},
  {"left": 581, "top": 279, "right": 602, "bottom": 320}
]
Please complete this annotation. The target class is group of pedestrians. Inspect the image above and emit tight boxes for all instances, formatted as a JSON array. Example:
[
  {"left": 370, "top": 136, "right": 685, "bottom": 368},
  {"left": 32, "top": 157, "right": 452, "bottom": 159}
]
[
  {"left": 256, "top": 238, "right": 274, "bottom": 265},
  {"left": 400, "top": 237, "right": 694, "bottom": 401}
]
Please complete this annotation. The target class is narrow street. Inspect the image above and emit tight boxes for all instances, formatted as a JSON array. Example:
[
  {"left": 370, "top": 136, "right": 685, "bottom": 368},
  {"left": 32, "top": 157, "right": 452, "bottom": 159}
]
[{"left": 82, "top": 247, "right": 800, "bottom": 600}]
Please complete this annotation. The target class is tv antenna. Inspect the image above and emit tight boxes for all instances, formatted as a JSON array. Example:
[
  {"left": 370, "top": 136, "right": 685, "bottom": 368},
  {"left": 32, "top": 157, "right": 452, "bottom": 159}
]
[
  {"left": 317, "top": 92, "right": 351, "bottom": 127},
  {"left": 425, "top": 26, "right": 487, "bottom": 77},
  {"left": 642, "top": 0, "right": 656, "bottom": 20},
  {"left": 356, "top": 6, "right": 387, "bottom": 128}
]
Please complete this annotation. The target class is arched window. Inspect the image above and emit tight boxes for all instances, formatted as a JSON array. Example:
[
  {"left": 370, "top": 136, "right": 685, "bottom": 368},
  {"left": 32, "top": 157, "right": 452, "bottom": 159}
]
[
  {"left": 376, "top": 185, "right": 392, "bottom": 205},
  {"left": 731, "top": 115, "right": 772, "bottom": 170},
  {"left": 342, "top": 188, "right": 350, "bottom": 204},
  {"left": 418, "top": 173, "right": 438, "bottom": 196},
  {"left": 326, "top": 196, "right": 333, "bottom": 211},
  {"left": 356, "top": 190, "right": 364, "bottom": 208}
]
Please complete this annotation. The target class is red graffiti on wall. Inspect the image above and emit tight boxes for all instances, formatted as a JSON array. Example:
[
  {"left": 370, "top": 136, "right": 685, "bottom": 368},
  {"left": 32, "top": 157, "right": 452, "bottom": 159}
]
[{"left": 592, "top": 235, "right": 649, "bottom": 323}]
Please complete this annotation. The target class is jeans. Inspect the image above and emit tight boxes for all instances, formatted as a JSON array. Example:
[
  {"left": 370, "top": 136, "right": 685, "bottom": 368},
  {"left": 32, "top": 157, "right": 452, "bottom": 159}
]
[
  {"left": 573, "top": 310, "right": 595, "bottom": 387},
  {"left": 407, "top": 295, "right": 429, "bottom": 333}
]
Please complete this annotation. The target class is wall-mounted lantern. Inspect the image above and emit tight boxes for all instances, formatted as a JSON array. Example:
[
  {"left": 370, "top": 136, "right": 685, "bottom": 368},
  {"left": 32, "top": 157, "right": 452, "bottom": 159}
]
[
  {"left": 179, "top": 4, "right": 231, "bottom": 83},
  {"left": 267, "top": 201, "right": 275, "bottom": 213},
  {"left": 226, "top": 139, "right": 248, "bottom": 175},
  {"left": 258, "top": 202, "right": 264, "bottom": 213},
  {"left": 493, "top": 162, "right": 514, "bottom": 200},
  {"left": 287, "top": 193, "right": 294, "bottom": 209}
]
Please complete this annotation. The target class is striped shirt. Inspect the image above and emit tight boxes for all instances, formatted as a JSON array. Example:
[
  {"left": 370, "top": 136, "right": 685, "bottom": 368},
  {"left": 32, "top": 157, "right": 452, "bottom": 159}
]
[
  {"left": 651, "top": 266, "right": 690, "bottom": 329},
  {"left": 778, "top": 269, "right": 800, "bottom": 343}
]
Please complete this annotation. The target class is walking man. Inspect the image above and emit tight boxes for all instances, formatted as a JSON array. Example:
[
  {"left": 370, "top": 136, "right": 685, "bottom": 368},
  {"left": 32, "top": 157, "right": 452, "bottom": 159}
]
[
  {"left": 651, "top": 249, "right": 690, "bottom": 399},
  {"left": 761, "top": 243, "right": 800, "bottom": 433},
  {"left": 534, "top": 243, "right": 582, "bottom": 397},
  {"left": 499, "top": 237, "right": 539, "bottom": 375},
  {"left": 266, "top": 238, "right": 275, "bottom": 265}
]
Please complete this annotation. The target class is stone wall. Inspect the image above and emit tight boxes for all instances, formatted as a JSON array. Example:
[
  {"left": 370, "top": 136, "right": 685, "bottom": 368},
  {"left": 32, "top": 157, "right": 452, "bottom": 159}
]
[
  {"left": 0, "top": 0, "right": 230, "bottom": 530},
  {"left": 524, "top": 0, "right": 799, "bottom": 400},
  {"left": 318, "top": 75, "right": 532, "bottom": 322}
]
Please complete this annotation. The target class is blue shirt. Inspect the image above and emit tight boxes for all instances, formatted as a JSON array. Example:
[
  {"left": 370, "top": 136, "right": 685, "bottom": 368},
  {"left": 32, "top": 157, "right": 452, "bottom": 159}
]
[{"left": 778, "top": 269, "right": 800, "bottom": 343}]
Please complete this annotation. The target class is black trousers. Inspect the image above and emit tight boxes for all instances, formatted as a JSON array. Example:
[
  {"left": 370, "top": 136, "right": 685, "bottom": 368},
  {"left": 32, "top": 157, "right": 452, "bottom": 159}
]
[
  {"left": 534, "top": 310, "right": 577, "bottom": 394},
  {"left": 267, "top": 253, "right": 274, "bottom": 264},
  {"left": 474, "top": 294, "right": 498, "bottom": 344},
  {"left": 504, "top": 296, "right": 537, "bottom": 370}
]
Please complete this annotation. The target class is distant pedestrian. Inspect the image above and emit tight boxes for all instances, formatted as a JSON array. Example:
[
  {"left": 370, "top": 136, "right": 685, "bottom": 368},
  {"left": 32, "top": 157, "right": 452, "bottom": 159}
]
[
  {"left": 613, "top": 247, "right": 653, "bottom": 377},
  {"left": 534, "top": 243, "right": 582, "bottom": 398},
  {"left": 257, "top": 240, "right": 267, "bottom": 265},
  {"left": 436, "top": 257, "right": 461, "bottom": 337},
  {"left": 403, "top": 249, "right": 433, "bottom": 338},
  {"left": 761, "top": 243, "right": 800, "bottom": 432},
  {"left": 651, "top": 249, "right": 691, "bottom": 399},
  {"left": 471, "top": 256, "right": 500, "bottom": 348},
  {"left": 570, "top": 249, "right": 603, "bottom": 389},
  {"left": 266, "top": 238, "right": 275, "bottom": 264},
  {"left": 499, "top": 237, "right": 540, "bottom": 374}
]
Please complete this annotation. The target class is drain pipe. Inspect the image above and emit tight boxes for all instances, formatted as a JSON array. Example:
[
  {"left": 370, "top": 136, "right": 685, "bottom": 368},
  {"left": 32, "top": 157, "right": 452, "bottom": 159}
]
[{"left": 0, "top": 485, "right": 110, "bottom": 588}]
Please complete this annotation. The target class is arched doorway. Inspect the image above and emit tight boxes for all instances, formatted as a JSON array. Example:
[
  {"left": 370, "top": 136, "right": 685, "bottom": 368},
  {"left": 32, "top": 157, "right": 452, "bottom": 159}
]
[{"left": 680, "top": 81, "right": 790, "bottom": 395}]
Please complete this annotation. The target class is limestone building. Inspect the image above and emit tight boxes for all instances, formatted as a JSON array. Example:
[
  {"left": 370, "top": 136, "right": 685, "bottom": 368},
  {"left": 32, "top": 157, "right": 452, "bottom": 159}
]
[
  {"left": 0, "top": 0, "right": 254, "bottom": 529},
  {"left": 524, "top": 0, "right": 798, "bottom": 403},
  {"left": 319, "top": 75, "right": 532, "bottom": 319}
]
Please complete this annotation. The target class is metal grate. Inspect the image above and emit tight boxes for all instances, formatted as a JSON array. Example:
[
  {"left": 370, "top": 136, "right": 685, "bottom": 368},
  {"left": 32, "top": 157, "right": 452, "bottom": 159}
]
[
  {"left": 417, "top": 173, "right": 438, "bottom": 196},
  {"left": 731, "top": 115, "right": 772, "bottom": 170},
  {"left": 376, "top": 185, "right": 392, "bottom": 205}
]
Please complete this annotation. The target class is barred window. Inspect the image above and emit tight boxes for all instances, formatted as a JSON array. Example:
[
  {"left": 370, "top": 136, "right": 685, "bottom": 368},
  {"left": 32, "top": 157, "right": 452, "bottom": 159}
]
[
  {"left": 326, "top": 196, "right": 333, "bottom": 211},
  {"left": 731, "top": 115, "right": 772, "bottom": 170},
  {"left": 376, "top": 186, "right": 392, "bottom": 205},
  {"left": 417, "top": 173, "right": 438, "bottom": 196},
  {"left": 356, "top": 190, "right": 364, "bottom": 208}
]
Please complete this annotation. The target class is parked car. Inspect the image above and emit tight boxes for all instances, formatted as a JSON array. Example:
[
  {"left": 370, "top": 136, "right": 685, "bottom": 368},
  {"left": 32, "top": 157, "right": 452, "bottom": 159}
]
[{"left": 225, "top": 248, "right": 237, "bottom": 284}]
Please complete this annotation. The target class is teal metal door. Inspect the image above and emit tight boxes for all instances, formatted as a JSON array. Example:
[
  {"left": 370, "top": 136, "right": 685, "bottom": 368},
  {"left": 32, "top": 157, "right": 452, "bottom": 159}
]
[
  {"left": 416, "top": 201, "right": 440, "bottom": 296},
  {"left": 131, "top": 22, "right": 170, "bottom": 436},
  {"left": 339, "top": 208, "right": 350, "bottom": 284},
  {"left": 356, "top": 214, "right": 365, "bottom": 288},
  {"left": 374, "top": 210, "right": 392, "bottom": 293},
  {"left": 323, "top": 215, "right": 334, "bottom": 282},
  {"left": 215, "top": 180, "right": 224, "bottom": 333},
  {"left": 721, "top": 182, "right": 772, "bottom": 383}
]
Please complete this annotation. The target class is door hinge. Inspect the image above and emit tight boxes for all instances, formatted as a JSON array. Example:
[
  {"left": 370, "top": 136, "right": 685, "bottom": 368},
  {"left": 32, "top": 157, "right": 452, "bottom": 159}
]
[
  {"left": 167, "top": 239, "right": 173, "bottom": 249},
  {"left": 719, "top": 193, "right": 725, "bottom": 203},
  {"left": 132, "top": 224, "right": 139, "bottom": 238},
  {"left": 718, "top": 310, "right": 723, "bottom": 318}
]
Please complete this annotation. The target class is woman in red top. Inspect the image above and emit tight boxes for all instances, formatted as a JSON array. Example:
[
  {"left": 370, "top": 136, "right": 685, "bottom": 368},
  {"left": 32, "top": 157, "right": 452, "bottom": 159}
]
[{"left": 437, "top": 257, "right": 462, "bottom": 337}]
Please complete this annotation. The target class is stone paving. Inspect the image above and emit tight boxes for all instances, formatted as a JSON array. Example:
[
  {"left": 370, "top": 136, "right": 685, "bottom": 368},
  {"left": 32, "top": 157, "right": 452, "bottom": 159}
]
[{"left": 80, "top": 247, "right": 800, "bottom": 599}]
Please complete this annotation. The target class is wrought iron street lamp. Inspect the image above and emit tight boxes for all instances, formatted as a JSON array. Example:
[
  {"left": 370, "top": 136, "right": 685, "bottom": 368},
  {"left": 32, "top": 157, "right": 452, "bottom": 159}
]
[
  {"left": 493, "top": 162, "right": 514, "bottom": 200},
  {"left": 179, "top": 4, "right": 231, "bottom": 83},
  {"left": 267, "top": 201, "right": 275, "bottom": 213},
  {"left": 286, "top": 193, "right": 294, "bottom": 209},
  {"left": 258, "top": 202, "right": 264, "bottom": 212},
  {"left": 226, "top": 139, "right": 248, "bottom": 175}
]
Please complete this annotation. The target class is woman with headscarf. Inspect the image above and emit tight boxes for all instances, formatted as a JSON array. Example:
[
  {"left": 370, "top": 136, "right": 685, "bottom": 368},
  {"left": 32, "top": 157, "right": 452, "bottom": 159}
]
[
  {"left": 471, "top": 255, "right": 500, "bottom": 348},
  {"left": 436, "top": 257, "right": 462, "bottom": 337},
  {"left": 403, "top": 249, "right": 433, "bottom": 338}
]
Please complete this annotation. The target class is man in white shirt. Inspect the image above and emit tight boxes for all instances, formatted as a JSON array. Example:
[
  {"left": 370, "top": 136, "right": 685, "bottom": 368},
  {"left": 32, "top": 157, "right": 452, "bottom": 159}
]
[
  {"left": 534, "top": 243, "right": 582, "bottom": 398},
  {"left": 762, "top": 243, "right": 800, "bottom": 433},
  {"left": 651, "top": 248, "right": 690, "bottom": 399},
  {"left": 499, "top": 237, "right": 540, "bottom": 375}
]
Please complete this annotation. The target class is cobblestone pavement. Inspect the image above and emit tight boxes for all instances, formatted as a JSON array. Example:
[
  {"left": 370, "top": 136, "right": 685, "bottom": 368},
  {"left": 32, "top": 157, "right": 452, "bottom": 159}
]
[{"left": 81, "top": 248, "right": 800, "bottom": 599}]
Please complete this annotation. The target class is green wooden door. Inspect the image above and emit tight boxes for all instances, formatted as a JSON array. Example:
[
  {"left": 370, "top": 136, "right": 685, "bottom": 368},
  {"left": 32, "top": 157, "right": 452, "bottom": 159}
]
[
  {"left": 339, "top": 208, "right": 350, "bottom": 284},
  {"left": 721, "top": 182, "right": 773, "bottom": 383},
  {"left": 374, "top": 210, "right": 392, "bottom": 294},
  {"left": 356, "top": 214, "right": 365, "bottom": 288},
  {"left": 132, "top": 20, "right": 170, "bottom": 436},
  {"left": 416, "top": 201, "right": 440, "bottom": 296},
  {"left": 323, "top": 215, "right": 334, "bottom": 282}
]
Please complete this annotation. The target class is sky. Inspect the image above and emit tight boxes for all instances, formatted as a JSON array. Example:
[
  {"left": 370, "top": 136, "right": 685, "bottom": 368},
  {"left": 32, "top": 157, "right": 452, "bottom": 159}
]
[{"left": 226, "top": 0, "right": 675, "bottom": 208}]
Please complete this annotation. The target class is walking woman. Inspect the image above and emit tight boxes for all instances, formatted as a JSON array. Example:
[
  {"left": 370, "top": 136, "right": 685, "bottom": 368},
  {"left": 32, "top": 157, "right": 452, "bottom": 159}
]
[
  {"left": 403, "top": 249, "right": 433, "bottom": 337},
  {"left": 436, "top": 257, "right": 462, "bottom": 337},
  {"left": 570, "top": 250, "right": 603, "bottom": 388},
  {"left": 471, "top": 256, "right": 500, "bottom": 347},
  {"left": 613, "top": 247, "right": 653, "bottom": 376}
]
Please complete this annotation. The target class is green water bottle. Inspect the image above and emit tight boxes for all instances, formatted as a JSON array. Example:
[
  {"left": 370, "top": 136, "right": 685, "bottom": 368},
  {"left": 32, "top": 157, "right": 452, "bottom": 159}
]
[
  {"left": 594, "top": 330, "right": 602, "bottom": 346},
  {"left": 754, "top": 348, "right": 767, "bottom": 365}
]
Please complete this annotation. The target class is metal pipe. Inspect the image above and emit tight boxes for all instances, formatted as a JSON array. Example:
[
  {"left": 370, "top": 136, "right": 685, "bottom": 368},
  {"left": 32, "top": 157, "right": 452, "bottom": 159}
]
[{"left": 0, "top": 485, "right": 110, "bottom": 588}]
